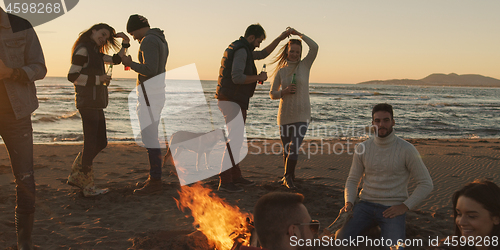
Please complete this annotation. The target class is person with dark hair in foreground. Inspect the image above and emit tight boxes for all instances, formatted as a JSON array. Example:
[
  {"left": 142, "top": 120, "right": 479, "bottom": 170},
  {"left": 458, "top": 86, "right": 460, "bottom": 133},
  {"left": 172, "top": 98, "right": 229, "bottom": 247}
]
[
  {"left": 215, "top": 24, "right": 291, "bottom": 192},
  {"left": 0, "top": 6, "right": 47, "bottom": 250},
  {"left": 337, "top": 103, "right": 433, "bottom": 250},
  {"left": 436, "top": 180, "right": 500, "bottom": 250},
  {"left": 241, "top": 192, "right": 319, "bottom": 250}
]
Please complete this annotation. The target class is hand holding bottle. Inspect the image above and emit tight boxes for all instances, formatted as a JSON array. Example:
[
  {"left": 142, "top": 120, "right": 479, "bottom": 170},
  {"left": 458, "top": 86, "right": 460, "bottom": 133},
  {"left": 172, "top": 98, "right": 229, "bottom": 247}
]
[
  {"left": 258, "top": 64, "right": 267, "bottom": 84},
  {"left": 282, "top": 84, "right": 296, "bottom": 96},
  {"left": 258, "top": 71, "right": 268, "bottom": 83},
  {"left": 99, "top": 75, "right": 111, "bottom": 85},
  {"left": 102, "top": 64, "right": 113, "bottom": 86}
]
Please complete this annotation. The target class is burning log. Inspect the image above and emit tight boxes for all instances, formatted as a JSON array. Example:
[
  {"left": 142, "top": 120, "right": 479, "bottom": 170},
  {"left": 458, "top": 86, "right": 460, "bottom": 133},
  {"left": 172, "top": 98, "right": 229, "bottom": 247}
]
[{"left": 229, "top": 217, "right": 259, "bottom": 250}]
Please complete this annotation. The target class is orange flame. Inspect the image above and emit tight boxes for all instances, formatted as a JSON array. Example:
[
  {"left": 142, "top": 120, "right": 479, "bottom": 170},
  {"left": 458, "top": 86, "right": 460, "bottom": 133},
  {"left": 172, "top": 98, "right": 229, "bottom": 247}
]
[{"left": 176, "top": 183, "right": 252, "bottom": 250}]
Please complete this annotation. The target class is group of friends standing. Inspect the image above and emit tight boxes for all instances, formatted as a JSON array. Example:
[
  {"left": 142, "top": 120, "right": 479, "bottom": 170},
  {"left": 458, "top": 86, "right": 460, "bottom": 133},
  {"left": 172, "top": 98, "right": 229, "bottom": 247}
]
[
  {"left": 1, "top": 7, "right": 499, "bottom": 250},
  {"left": 66, "top": 14, "right": 169, "bottom": 197},
  {"left": 65, "top": 20, "right": 318, "bottom": 195}
]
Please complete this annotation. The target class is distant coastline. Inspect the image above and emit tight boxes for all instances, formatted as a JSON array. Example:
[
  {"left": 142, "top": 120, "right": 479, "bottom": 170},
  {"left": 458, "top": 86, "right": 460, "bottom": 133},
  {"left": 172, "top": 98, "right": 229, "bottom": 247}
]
[{"left": 358, "top": 73, "right": 500, "bottom": 87}]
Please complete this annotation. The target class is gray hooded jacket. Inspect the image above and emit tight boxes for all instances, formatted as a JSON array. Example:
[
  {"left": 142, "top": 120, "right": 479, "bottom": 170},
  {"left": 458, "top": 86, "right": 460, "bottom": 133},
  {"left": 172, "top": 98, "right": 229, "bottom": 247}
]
[{"left": 131, "top": 28, "right": 169, "bottom": 85}]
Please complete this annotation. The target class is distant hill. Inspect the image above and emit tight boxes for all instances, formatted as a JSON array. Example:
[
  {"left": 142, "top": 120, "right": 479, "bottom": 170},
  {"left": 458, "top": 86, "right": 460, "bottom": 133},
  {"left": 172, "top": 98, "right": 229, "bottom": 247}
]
[{"left": 358, "top": 73, "right": 500, "bottom": 87}]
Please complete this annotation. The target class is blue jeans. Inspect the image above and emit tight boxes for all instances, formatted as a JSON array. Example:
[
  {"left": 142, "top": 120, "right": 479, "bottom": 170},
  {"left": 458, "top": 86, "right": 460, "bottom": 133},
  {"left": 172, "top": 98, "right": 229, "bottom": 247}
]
[
  {"left": 337, "top": 201, "right": 406, "bottom": 250},
  {"left": 0, "top": 113, "right": 35, "bottom": 214},
  {"left": 280, "top": 122, "right": 308, "bottom": 160}
]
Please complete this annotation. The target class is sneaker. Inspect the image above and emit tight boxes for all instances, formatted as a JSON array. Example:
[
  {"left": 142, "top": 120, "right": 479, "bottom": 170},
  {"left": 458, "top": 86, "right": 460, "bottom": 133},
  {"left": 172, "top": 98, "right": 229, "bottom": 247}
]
[
  {"left": 218, "top": 182, "right": 244, "bottom": 193},
  {"left": 83, "top": 186, "right": 109, "bottom": 197},
  {"left": 233, "top": 177, "right": 255, "bottom": 186},
  {"left": 133, "top": 178, "right": 163, "bottom": 195},
  {"left": 135, "top": 178, "right": 149, "bottom": 188},
  {"left": 277, "top": 177, "right": 285, "bottom": 185},
  {"left": 282, "top": 175, "right": 298, "bottom": 190}
]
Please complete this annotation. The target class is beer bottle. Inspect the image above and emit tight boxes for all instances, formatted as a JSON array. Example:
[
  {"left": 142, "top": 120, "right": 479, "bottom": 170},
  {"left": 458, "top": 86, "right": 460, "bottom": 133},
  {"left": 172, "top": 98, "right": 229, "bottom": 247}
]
[
  {"left": 258, "top": 64, "right": 266, "bottom": 85},
  {"left": 291, "top": 73, "right": 297, "bottom": 94},
  {"left": 105, "top": 64, "right": 113, "bottom": 86}
]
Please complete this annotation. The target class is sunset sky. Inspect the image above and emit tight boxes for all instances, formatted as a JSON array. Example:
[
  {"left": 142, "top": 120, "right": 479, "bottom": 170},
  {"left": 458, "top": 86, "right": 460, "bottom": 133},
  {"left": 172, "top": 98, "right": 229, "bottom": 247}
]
[{"left": 4, "top": 0, "right": 499, "bottom": 84}]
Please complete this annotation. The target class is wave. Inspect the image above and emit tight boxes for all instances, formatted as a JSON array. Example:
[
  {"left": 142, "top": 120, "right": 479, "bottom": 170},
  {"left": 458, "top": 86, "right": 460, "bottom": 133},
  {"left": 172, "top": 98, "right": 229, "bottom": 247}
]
[{"left": 32, "top": 111, "right": 80, "bottom": 123}]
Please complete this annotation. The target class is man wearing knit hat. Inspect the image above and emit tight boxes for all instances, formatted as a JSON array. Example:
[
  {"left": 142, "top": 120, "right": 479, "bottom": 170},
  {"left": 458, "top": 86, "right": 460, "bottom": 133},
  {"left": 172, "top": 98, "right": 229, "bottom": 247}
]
[
  {"left": 337, "top": 103, "right": 433, "bottom": 250},
  {"left": 122, "top": 14, "right": 169, "bottom": 195}
]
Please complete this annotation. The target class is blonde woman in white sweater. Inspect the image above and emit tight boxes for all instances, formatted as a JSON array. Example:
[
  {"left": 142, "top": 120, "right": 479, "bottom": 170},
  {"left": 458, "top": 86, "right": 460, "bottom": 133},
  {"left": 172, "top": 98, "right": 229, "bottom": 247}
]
[{"left": 269, "top": 28, "right": 318, "bottom": 189}]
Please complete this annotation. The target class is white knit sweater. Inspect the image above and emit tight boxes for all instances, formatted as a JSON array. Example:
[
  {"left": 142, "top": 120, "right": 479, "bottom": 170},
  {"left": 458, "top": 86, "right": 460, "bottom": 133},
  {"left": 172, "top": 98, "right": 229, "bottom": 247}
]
[
  {"left": 270, "top": 35, "right": 318, "bottom": 125},
  {"left": 344, "top": 130, "right": 433, "bottom": 209}
]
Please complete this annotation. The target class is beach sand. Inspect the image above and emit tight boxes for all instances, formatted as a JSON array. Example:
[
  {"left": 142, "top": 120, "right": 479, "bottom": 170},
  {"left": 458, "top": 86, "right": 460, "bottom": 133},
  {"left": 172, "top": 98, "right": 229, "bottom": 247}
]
[{"left": 0, "top": 139, "right": 499, "bottom": 249}]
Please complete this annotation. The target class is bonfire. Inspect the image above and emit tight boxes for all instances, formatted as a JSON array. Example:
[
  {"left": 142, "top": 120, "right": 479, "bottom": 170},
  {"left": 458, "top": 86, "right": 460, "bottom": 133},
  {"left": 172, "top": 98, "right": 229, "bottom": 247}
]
[{"left": 176, "top": 183, "right": 254, "bottom": 250}]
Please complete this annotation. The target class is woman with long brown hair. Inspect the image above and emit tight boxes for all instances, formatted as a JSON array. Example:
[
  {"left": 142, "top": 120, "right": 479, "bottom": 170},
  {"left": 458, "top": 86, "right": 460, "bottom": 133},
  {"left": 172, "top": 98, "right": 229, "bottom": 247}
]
[
  {"left": 269, "top": 28, "right": 318, "bottom": 189},
  {"left": 437, "top": 180, "right": 500, "bottom": 250},
  {"left": 67, "top": 23, "right": 129, "bottom": 197}
]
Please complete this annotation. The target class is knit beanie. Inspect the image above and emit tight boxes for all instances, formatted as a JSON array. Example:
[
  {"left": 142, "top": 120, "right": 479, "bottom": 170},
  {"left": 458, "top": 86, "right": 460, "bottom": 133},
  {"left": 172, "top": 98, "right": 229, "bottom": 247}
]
[{"left": 127, "top": 14, "right": 150, "bottom": 33}]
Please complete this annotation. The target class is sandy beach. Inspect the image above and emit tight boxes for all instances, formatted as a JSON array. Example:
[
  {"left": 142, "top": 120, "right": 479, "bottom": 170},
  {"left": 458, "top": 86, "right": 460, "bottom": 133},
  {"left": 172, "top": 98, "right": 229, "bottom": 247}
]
[{"left": 0, "top": 138, "right": 499, "bottom": 249}]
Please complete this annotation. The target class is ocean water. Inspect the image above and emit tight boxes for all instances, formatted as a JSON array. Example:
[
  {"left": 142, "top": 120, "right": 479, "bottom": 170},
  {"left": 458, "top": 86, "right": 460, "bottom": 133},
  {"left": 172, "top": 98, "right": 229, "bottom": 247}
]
[{"left": 11, "top": 77, "right": 500, "bottom": 144}]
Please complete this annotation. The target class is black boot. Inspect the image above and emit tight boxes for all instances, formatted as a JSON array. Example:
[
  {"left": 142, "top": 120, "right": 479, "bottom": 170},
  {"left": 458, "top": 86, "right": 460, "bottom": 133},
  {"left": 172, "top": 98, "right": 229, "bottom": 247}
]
[
  {"left": 16, "top": 212, "right": 34, "bottom": 250},
  {"left": 282, "top": 159, "right": 298, "bottom": 190}
]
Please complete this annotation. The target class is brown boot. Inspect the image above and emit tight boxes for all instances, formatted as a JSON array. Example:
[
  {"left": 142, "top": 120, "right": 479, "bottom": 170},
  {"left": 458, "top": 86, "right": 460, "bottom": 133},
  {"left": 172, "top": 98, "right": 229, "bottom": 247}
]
[
  {"left": 133, "top": 177, "right": 163, "bottom": 195},
  {"left": 67, "top": 152, "right": 92, "bottom": 189}
]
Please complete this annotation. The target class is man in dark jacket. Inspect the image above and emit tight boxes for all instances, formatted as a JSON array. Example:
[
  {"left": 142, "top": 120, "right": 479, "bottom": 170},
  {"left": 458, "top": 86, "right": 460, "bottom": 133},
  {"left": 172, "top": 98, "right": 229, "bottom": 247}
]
[
  {"left": 0, "top": 6, "right": 47, "bottom": 250},
  {"left": 122, "top": 14, "right": 169, "bottom": 195},
  {"left": 215, "top": 24, "right": 290, "bottom": 192}
]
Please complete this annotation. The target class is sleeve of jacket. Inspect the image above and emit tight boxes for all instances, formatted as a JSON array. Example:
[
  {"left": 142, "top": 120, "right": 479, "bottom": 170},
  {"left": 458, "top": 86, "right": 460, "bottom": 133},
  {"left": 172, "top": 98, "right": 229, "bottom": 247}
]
[
  {"left": 67, "top": 47, "right": 99, "bottom": 86},
  {"left": 20, "top": 26, "right": 47, "bottom": 83},
  {"left": 231, "top": 48, "right": 247, "bottom": 84},
  {"left": 131, "top": 36, "right": 161, "bottom": 77}
]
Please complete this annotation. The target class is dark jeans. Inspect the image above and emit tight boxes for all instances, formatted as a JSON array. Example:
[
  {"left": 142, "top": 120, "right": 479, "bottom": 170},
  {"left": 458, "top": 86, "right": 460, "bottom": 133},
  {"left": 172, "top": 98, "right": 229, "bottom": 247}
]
[
  {"left": 218, "top": 101, "right": 247, "bottom": 184},
  {"left": 140, "top": 119, "right": 162, "bottom": 180},
  {"left": 0, "top": 113, "right": 35, "bottom": 214},
  {"left": 280, "top": 122, "right": 308, "bottom": 161},
  {"left": 145, "top": 119, "right": 162, "bottom": 180},
  {"left": 79, "top": 109, "right": 107, "bottom": 167}
]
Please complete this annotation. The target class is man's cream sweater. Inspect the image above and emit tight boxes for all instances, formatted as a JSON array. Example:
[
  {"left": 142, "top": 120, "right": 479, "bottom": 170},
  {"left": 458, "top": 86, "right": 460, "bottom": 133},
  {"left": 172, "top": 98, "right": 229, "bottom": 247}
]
[{"left": 345, "top": 130, "right": 433, "bottom": 209}]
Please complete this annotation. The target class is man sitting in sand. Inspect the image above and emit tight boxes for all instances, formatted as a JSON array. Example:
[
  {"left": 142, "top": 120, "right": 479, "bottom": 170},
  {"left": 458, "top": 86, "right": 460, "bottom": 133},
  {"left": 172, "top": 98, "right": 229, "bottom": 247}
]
[
  {"left": 241, "top": 192, "right": 319, "bottom": 250},
  {"left": 337, "top": 103, "right": 433, "bottom": 250}
]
